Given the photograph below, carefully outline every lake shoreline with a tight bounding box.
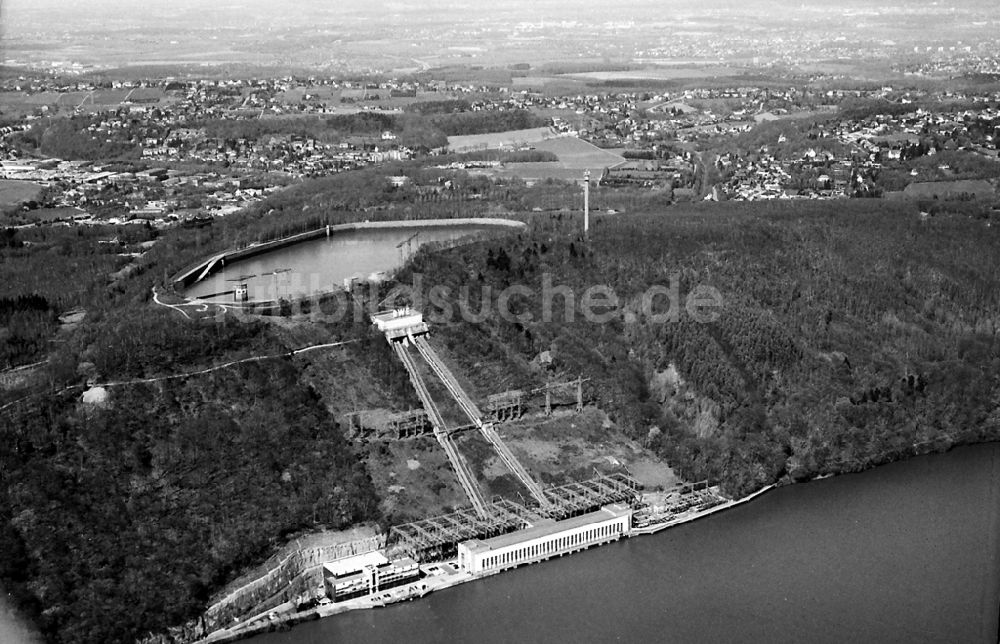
[194,439,1000,644]
[243,441,1000,644]
[194,482,776,644]
[3,440,998,643]
[171,217,526,288]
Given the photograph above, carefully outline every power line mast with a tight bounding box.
[260,267,291,300]
[396,231,420,262]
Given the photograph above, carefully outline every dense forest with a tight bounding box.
[400,201,1000,496]
[872,149,1000,192]
[0,294,58,369]
[188,107,546,153]
[0,211,402,644]
[7,103,548,163]
[0,167,470,643]
[14,115,147,161]
[0,307,383,643]
[2,154,999,643]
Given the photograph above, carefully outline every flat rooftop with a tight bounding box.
[466,504,631,552]
[323,551,388,578]
[371,307,422,324]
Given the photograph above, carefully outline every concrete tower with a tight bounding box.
[583,169,590,235]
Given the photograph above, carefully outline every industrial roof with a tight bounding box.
[466,504,631,552]
[322,550,388,577]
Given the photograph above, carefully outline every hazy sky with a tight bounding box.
[4,0,999,28]
[5,0,995,26]
[2,0,997,69]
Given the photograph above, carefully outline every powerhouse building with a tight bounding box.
[323,556,421,602]
[457,504,632,575]
[371,307,428,340]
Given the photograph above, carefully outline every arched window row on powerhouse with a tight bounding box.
[457,504,632,575]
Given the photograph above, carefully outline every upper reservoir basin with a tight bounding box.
[182,219,523,302]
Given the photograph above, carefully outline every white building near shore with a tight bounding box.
[372,307,428,340]
[457,504,632,575]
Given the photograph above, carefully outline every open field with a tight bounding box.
[0,179,43,208]
[277,86,342,103]
[902,179,996,199]
[0,87,173,114]
[510,76,590,96]
[494,162,586,183]
[487,136,625,183]
[499,408,679,490]
[565,66,747,81]
[531,136,625,170]
[447,126,556,152]
[2,206,87,224]
[455,407,679,499]
[365,437,470,524]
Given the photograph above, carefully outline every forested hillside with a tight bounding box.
[0,215,397,644]
[402,201,1000,496]
[3,164,999,643]
[0,310,384,644]
[11,106,548,161]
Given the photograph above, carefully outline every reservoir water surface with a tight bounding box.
[184,222,519,302]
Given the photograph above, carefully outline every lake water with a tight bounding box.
[1,446,996,642]
[251,443,1000,644]
[184,223,515,301]
[0,587,41,644]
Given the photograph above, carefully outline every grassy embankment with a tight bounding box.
[0,179,43,210]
